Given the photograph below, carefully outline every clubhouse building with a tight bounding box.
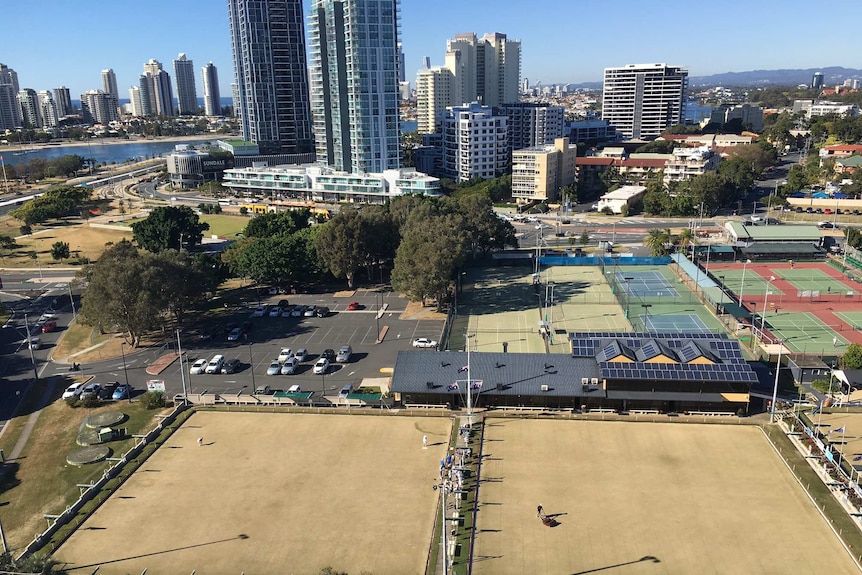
[391,332,755,414]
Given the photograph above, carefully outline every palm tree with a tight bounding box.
[644,228,670,256]
[676,228,696,258]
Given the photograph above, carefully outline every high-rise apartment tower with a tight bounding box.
[601,63,688,140]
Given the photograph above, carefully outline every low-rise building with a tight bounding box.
[596,185,647,214]
[511,138,577,204]
[166,147,234,189]
[820,144,862,159]
[222,164,441,204]
[663,146,721,183]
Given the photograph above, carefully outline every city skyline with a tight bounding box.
[2,0,862,100]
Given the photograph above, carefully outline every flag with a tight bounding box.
[458,365,469,373]
[831,426,846,434]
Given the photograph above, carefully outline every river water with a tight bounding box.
[1,138,219,167]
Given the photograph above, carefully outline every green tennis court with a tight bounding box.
[763,312,850,354]
[772,267,857,295]
[712,269,785,297]
[834,311,862,331]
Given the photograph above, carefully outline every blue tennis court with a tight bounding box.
[616,271,680,298]
[642,314,712,333]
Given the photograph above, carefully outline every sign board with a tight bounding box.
[146,379,166,392]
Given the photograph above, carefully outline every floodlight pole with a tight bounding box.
[769,341,783,423]
[738,259,752,307]
[176,329,188,403]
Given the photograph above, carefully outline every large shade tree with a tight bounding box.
[130,205,210,253]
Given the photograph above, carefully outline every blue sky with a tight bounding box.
[3,0,862,99]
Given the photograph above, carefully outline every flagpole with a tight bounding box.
[0,155,8,193]
[466,333,472,428]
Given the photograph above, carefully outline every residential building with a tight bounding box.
[201,62,221,117]
[128,86,144,117]
[38,90,58,128]
[414,133,443,177]
[101,68,119,110]
[141,59,174,116]
[820,144,862,159]
[566,119,617,146]
[80,90,119,125]
[792,99,859,118]
[663,146,721,183]
[602,63,688,140]
[834,155,862,175]
[511,137,577,204]
[230,0,314,154]
[440,102,508,183]
[222,164,440,203]
[173,53,198,115]
[500,102,565,151]
[709,103,764,132]
[416,67,453,134]
[0,64,19,93]
[398,42,405,83]
[445,32,520,108]
[0,84,21,130]
[17,89,42,128]
[309,0,401,173]
[53,86,72,117]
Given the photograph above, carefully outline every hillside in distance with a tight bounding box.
[689,66,862,87]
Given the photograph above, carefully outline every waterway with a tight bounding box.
[1,138,219,167]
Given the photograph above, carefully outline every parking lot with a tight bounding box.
[159,289,444,399]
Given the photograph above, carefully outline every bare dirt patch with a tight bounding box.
[400,300,447,321]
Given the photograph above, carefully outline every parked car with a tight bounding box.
[288,384,301,393]
[221,358,242,374]
[62,382,85,400]
[80,383,101,400]
[805,207,813,213]
[112,383,133,400]
[41,320,57,333]
[412,337,438,349]
[290,305,304,317]
[294,348,308,362]
[795,207,803,213]
[818,221,838,229]
[227,327,243,341]
[252,306,266,318]
[321,348,335,361]
[277,348,294,363]
[336,345,353,362]
[99,382,119,400]
[255,384,273,395]
[266,361,282,375]
[303,306,317,317]
[281,357,300,375]
[339,384,353,398]
[315,306,330,318]
[190,358,208,375]
[205,355,225,374]
[347,301,363,310]
[281,305,296,317]
[313,357,330,374]
[29,337,41,350]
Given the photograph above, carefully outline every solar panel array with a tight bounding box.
[599,361,758,383]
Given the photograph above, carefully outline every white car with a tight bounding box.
[313,357,330,375]
[266,360,282,375]
[268,306,282,317]
[190,358,208,375]
[294,348,308,362]
[277,348,294,363]
[62,382,85,400]
[205,355,225,374]
[303,306,316,317]
[291,306,304,317]
[281,357,299,375]
[412,337,438,349]
[252,306,266,317]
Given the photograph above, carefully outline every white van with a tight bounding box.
[205,354,225,374]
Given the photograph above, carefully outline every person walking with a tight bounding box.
[197,437,203,446]
[422,435,428,449]
[537,504,544,518]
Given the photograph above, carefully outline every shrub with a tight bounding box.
[79,395,100,408]
[143,391,165,410]
[65,396,80,408]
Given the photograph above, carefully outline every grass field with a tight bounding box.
[199,214,248,238]
[54,412,453,574]
[0,225,131,267]
[472,419,860,575]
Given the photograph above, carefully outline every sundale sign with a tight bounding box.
[202,157,232,172]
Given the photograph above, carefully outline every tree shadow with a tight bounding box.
[571,555,661,575]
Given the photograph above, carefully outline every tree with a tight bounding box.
[676,228,695,257]
[448,194,517,259]
[153,250,225,323]
[314,208,367,288]
[19,224,32,236]
[78,240,163,347]
[842,343,862,370]
[579,230,590,246]
[51,241,70,260]
[230,233,321,286]
[130,205,209,253]
[644,228,671,256]
[244,209,310,239]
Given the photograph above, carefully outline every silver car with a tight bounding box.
[266,361,281,375]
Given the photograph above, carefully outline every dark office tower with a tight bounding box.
[812,72,824,90]
[309,0,402,173]
[174,53,198,115]
[228,0,314,155]
[202,62,221,116]
[53,86,72,117]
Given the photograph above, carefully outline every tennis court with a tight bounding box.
[642,313,711,333]
[711,268,786,297]
[835,311,862,331]
[774,267,857,296]
[614,270,680,298]
[763,312,851,354]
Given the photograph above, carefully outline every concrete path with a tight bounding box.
[8,378,57,461]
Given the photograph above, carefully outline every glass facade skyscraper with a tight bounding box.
[228,0,314,155]
[308,0,401,174]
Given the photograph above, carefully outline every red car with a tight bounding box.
[41,320,57,333]
[347,301,363,310]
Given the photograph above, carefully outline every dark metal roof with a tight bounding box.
[741,243,824,255]
[391,351,599,397]
[605,391,736,403]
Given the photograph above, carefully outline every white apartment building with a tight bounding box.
[201,62,221,117]
[511,138,577,204]
[222,164,441,204]
[792,99,859,118]
[37,90,58,128]
[602,63,688,140]
[80,90,119,125]
[441,102,509,183]
[173,53,198,115]
[17,89,41,128]
[0,84,21,130]
[128,86,144,117]
[663,146,720,183]
[416,67,453,134]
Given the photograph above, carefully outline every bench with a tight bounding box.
[588,408,616,414]
[687,411,736,417]
[629,409,660,415]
